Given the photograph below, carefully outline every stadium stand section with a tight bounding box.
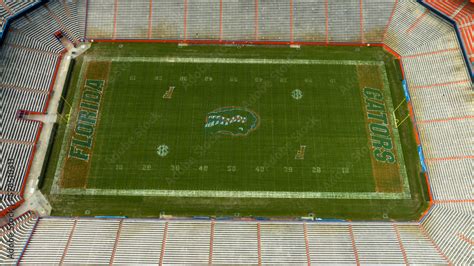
[7,218,449,264]
[0,0,45,41]
[0,0,472,264]
[0,0,71,217]
[425,0,473,60]
[0,211,37,261]
[421,0,474,76]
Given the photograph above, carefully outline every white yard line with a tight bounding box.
[59,187,410,200]
[87,56,383,66]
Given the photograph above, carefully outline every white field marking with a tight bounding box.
[379,63,410,195]
[65,57,409,199]
[292,89,303,100]
[59,188,410,200]
[156,144,169,157]
[86,56,383,66]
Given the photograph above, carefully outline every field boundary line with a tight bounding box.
[89,55,382,66]
[59,188,410,200]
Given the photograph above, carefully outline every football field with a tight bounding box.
[44,43,429,219]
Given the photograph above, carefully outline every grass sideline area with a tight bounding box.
[42,43,429,220]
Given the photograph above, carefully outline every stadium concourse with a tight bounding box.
[0,0,472,264]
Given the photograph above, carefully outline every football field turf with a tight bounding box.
[44,43,429,220]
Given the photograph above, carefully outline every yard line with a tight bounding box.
[59,187,410,200]
[90,56,382,66]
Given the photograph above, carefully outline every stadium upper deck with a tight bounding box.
[0,0,45,41]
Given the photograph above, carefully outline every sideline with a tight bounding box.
[58,188,410,200]
[88,56,383,66]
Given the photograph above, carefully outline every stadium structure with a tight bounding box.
[1,0,473,264]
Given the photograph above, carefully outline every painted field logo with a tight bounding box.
[363,87,396,164]
[204,107,260,136]
[292,89,303,100]
[156,144,169,157]
[68,79,105,161]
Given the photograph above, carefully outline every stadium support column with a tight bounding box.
[208,221,215,264]
[112,0,119,40]
[148,0,153,39]
[109,219,124,265]
[159,222,169,265]
[406,9,429,34]
[59,219,77,264]
[303,223,311,265]
[219,0,223,42]
[84,0,89,39]
[255,0,259,41]
[183,0,188,42]
[0,1,13,15]
[348,224,360,265]
[418,223,451,264]
[257,223,262,265]
[417,115,474,125]
[359,0,364,43]
[45,3,79,45]
[325,0,329,44]
[392,224,409,265]
[290,0,294,44]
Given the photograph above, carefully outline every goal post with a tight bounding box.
[392,98,409,128]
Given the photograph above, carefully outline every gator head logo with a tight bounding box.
[204,107,260,136]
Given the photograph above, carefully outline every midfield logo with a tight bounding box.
[292,89,303,100]
[156,144,169,157]
[204,107,260,137]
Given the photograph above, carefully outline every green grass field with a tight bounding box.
[43,43,429,220]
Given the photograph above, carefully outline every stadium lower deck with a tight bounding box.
[1,0,472,264]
